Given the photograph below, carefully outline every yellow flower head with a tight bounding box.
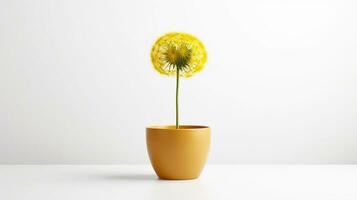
[151,32,207,77]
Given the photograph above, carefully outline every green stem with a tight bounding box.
[176,69,180,129]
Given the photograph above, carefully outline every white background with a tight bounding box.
[0,0,356,164]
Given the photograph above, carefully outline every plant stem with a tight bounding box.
[176,69,180,129]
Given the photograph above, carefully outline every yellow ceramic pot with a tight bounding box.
[146,125,210,180]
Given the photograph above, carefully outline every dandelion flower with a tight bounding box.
[151,32,207,77]
[150,32,207,129]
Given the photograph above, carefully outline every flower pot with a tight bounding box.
[146,125,210,180]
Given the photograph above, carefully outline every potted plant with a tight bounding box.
[146,32,210,180]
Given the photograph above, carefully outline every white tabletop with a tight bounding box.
[1,165,356,200]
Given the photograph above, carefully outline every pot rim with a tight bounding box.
[147,125,210,130]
